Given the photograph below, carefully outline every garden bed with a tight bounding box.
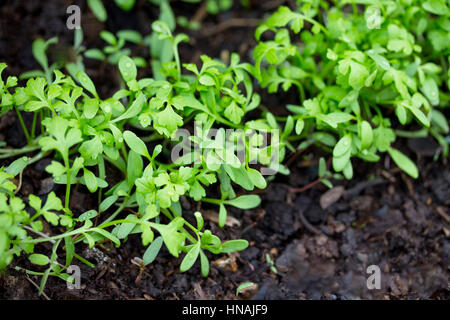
[0,0,449,300]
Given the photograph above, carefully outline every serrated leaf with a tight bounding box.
[224,101,244,124]
[153,218,185,257]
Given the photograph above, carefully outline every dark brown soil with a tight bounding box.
[0,0,449,300]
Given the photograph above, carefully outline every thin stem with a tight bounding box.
[15,107,31,144]
[31,112,38,139]
[97,157,105,209]
[40,110,44,135]
[299,14,329,36]
[161,208,198,244]
[121,144,128,162]
[201,197,222,205]
[20,226,89,244]
[0,143,41,154]
[0,147,41,160]
[28,151,50,165]
[160,207,174,220]
[351,1,358,15]
[103,155,126,173]
[288,178,321,193]
[63,156,71,210]
[395,128,428,138]
[173,42,181,81]
[23,225,55,243]
[98,198,129,226]
[294,80,306,103]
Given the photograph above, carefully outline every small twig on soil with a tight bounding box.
[25,275,51,300]
[131,257,151,284]
[436,207,450,224]
[400,173,415,197]
[241,221,257,235]
[200,18,261,38]
[343,178,385,199]
[262,0,289,10]
[285,147,308,167]
[95,267,108,282]
[298,210,325,236]
[288,157,332,192]
[192,1,208,23]
[193,282,208,300]
[288,178,321,193]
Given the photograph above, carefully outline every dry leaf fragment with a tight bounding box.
[320,186,345,209]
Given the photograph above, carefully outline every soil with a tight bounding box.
[0,0,449,300]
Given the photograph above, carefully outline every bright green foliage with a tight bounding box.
[253,1,449,178]
[84,29,146,67]
[87,0,107,22]
[0,63,18,112]
[205,0,233,14]
[0,0,448,293]
[0,18,269,283]
[0,193,32,269]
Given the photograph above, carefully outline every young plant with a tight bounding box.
[0,19,278,289]
[252,2,449,179]
[87,0,136,22]
[84,30,147,67]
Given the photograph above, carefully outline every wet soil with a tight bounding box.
[0,0,449,300]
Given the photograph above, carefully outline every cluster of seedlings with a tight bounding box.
[0,0,448,294]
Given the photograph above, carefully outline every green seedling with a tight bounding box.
[253,2,449,179]
[85,30,146,67]
[265,253,277,275]
[0,0,448,295]
[87,0,136,22]
[236,281,255,296]
[0,19,277,293]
